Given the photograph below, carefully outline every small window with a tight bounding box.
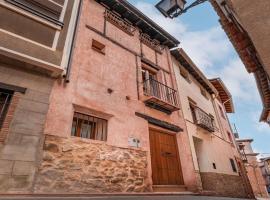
[213,163,217,169]
[200,88,209,100]
[92,39,105,54]
[179,66,191,83]
[219,105,226,119]
[227,131,233,143]
[209,114,215,129]
[71,112,107,141]
[230,158,237,172]
[189,103,197,123]
[0,89,13,129]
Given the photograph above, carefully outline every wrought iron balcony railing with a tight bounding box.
[143,78,179,113]
[194,107,215,132]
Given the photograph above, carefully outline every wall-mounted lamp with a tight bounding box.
[155,0,207,18]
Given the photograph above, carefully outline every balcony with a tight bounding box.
[143,79,180,114]
[194,107,215,132]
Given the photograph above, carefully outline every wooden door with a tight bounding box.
[149,129,184,185]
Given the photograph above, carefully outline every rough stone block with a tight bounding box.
[0,145,36,162]
[17,99,49,114]
[13,161,35,176]
[20,135,40,146]
[0,160,13,175]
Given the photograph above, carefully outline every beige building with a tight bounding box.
[171,48,253,198]
[211,0,270,125]
[236,138,269,198]
[0,0,81,193]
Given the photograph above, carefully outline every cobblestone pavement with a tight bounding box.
[0,195,252,200]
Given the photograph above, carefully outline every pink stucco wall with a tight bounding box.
[44,0,199,192]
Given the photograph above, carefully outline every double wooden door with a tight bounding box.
[149,129,184,185]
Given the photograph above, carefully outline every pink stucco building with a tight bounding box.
[0,0,255,198]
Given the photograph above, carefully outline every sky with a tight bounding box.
[129,0,270,158]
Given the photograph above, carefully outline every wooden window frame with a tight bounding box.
[200,87,209,100]
[179,66,191,83]
[219,105,226,119]
[71,112,108,141]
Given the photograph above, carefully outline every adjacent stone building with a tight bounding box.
[236,138,269,198]
[211,0,270,125]
[0,0,81,193]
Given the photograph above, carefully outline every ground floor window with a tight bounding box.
[0,89,13,129]
[71,112,107,141]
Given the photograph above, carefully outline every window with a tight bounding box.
[142,67,158,95]
[200,88,209,100]
[92,39,105,54]
[5,0,64,26]
[179,66,190,83]
[209,114,215,129]
[230,158,237,172]
[219,105,226,119]
[0,89,13,129]
[227,131,233,143]
[189,103,197,123]
[71,112,107,141]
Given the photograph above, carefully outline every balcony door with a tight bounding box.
[149,129,184,185]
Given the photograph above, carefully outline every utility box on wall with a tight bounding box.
[128,137,141,148]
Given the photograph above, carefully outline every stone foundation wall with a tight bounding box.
[200,172,248,198]
[34,135,150,193]
[0,64,54,193]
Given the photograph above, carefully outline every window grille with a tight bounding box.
[0,89,13,129]
[71,112,107,141]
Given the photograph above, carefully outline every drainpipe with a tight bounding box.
[64,0,83,82]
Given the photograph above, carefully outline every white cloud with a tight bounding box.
[251,111,270,133]
[209,58,260,101]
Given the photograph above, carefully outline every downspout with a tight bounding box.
[64,0,83,82]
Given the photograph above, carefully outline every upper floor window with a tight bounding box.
[200,88,209,100]
[219,105,226,119]
[5,0,64,26]
[0,89,13,129]
[71,112,107,141]
[227,131,233,143]
[230,158,237,173]
[179,66,191,83]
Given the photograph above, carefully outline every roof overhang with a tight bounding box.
[171,48,217,95]
[209,78,235,113]
[254,70,270,123]
[211,0,270,123]
[96,0,180,49]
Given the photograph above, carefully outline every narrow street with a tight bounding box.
[0,195,251,200]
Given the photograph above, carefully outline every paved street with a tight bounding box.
[0,195,252,200]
